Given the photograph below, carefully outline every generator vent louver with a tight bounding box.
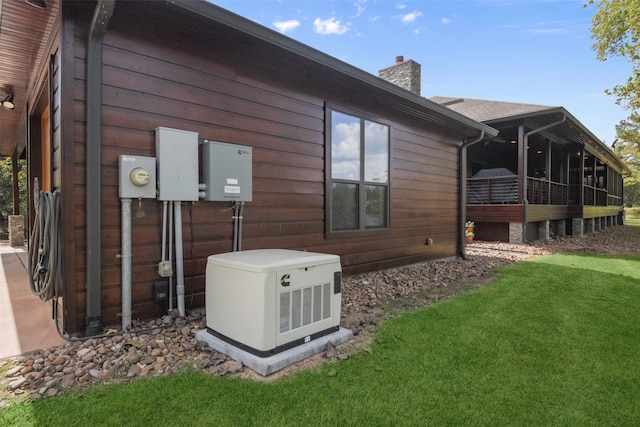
[280,282,331,333]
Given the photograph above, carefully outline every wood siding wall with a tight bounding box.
[63,4,466,331]
[467,205,524,223]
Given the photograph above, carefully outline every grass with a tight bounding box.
[3,253,640,426]
[625,207,640,219]
[626,218,640,227]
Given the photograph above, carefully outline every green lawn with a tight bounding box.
[627,218,640,227]
[3,253,640,426]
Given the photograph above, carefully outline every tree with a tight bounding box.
[0,157,27,230]
[615,113,640,206]
[613,133,640,206]
[616,112,640,145]
[591,0,640,197]
[590,0,640,112]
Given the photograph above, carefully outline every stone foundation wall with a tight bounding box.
[8,215,24,247]
[572,218,584,237]
[537,220,550,241]
[508,222,523,244]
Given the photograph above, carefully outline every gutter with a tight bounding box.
[459,131,485,260]
[521,114,567,243]
[85,0,115,336]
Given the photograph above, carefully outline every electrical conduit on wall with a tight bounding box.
[121,198,132,330]
[174,201,185,317]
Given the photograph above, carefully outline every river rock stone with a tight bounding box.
[0,226,636,402]
[9,377,26,390]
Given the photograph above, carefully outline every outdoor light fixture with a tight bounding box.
[2,95,15,111]
[26,0,46,8]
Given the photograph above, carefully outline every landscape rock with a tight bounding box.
[1,225,637,401]
[9,378,26,390]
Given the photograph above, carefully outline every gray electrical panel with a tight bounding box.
[118,155,156,199]
[155,127,199,201]
[202,140,252,202]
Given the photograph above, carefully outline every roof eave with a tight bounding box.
[486,106,629,174]
[482,106,564,125]
[168,0,497,139]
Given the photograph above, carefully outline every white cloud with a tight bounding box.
[332,121,361,180]
[400,11,422,24]
[273,19,300,34]
[353,0,366,18]
[526,27,569,35]
[364,122,389,183]
[313,17,349,35]
[441,17,451,25]
[396,2,407,10]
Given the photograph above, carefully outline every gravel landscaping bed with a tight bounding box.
[1,225,638,402]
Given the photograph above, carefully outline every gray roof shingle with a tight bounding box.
[430,96,556,122]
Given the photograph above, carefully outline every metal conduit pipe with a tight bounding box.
[161,201,168,264]
[169,201,174,312]
[232,202,239,251]
[238,202,244,251]
[121,198,132,330]
[174,201,186,317]
[522,114,567,243]
[458,131,485,260]
[85,0,115,336]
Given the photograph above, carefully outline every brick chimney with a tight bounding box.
[378,56,421,96]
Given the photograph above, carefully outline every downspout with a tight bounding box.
[85,0,115,336]
[522,114,566,243]
[459,131,485,260]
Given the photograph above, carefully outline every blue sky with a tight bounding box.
[212,0,632,145]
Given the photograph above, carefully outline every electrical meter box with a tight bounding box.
[205,249,342,357]
[118,155,156,199]
[202,140,252,202]
[155,127,199,201]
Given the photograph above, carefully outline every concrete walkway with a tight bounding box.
[0,242,64,359]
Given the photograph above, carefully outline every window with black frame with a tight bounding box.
[328,109,389,232]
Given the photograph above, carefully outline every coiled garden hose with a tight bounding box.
[28,179,62,301]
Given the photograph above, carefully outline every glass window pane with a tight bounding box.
[365,185,387,228]
[331,111,360,180]
[364,120,389,183]
[332,183,358,230]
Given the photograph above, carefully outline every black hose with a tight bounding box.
[28,182,62,302]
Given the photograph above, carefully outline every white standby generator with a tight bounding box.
[205,249,342,357]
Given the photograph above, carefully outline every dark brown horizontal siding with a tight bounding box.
[63,2,470,331]
[467,205,524,223]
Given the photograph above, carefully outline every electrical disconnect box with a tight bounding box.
[155,127,199,201]
[118,155,156,199]
[202,140,252,202]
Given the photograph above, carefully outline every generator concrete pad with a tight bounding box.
[195,327,353,376]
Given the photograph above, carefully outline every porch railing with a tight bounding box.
[583,185,608,206]
[527,177,568,205]
[467,175,518,204]
[468,176,618,207]
[607,194,623,206]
